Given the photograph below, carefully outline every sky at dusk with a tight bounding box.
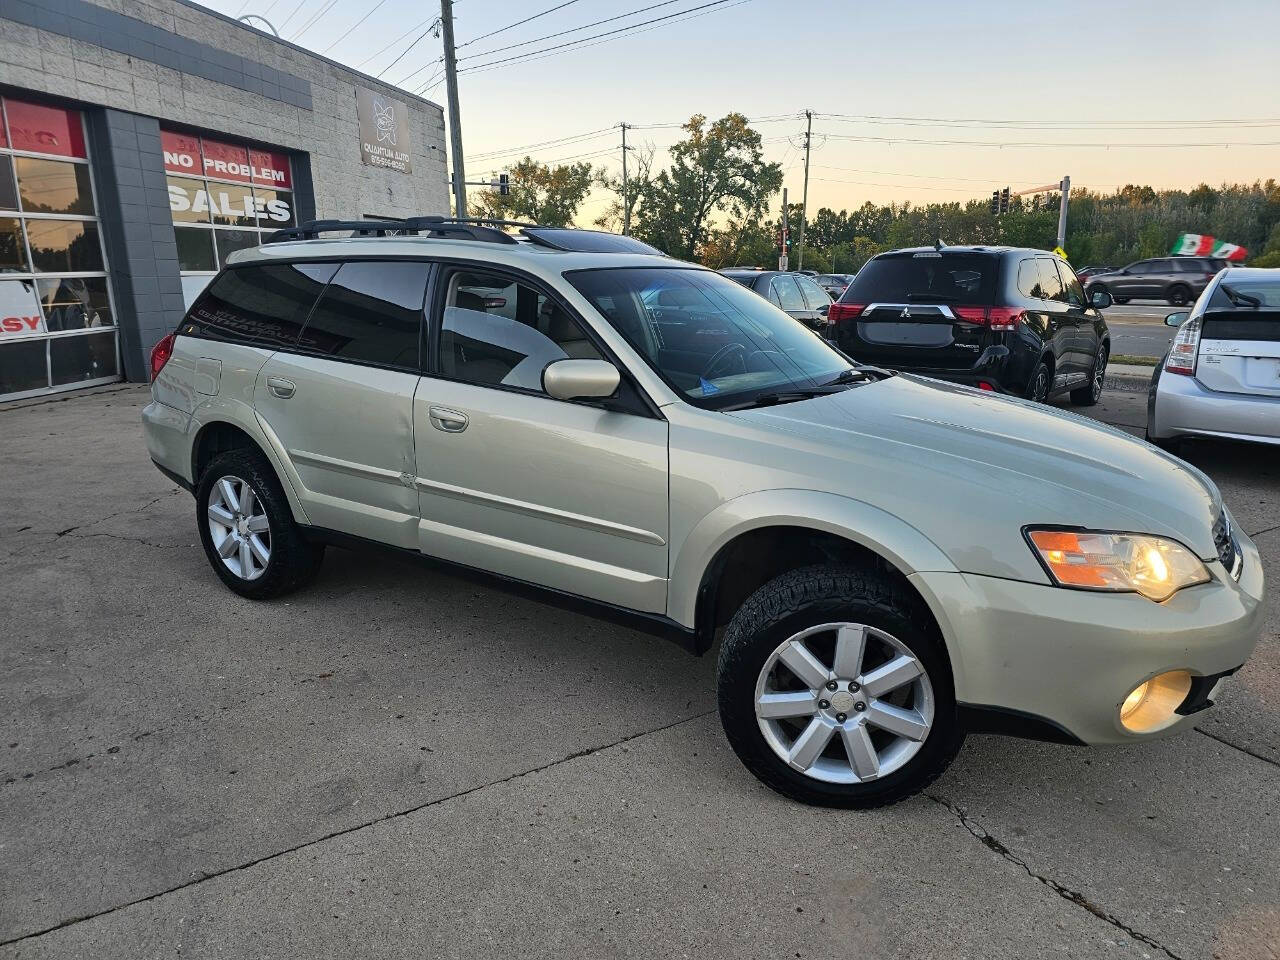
[195,0,1280,220]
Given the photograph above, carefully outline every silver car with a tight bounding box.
[1147,267,1280,451]
[142,217,1264,808]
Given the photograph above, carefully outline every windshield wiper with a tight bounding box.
[722,387,842,411]
[1220,284,1261,308]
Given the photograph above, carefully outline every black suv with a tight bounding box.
[1084,257,1226,306]
[828,246,1112,404]
[720,269,832,331]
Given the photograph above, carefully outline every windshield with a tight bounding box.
[566,267,854,408]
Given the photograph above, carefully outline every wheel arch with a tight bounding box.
[190,411,310,524]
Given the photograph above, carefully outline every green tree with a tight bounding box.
[632,113,783,260]
[470,156,594,227]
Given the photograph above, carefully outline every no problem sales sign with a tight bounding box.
[160,130,292,188]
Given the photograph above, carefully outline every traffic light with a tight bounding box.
[498,172,510,196]
[1000,187,1010,215]
[990,190,1000,216]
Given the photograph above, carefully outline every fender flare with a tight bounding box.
[668,488,958,631]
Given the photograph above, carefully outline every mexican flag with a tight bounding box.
[1170,233,1248,261]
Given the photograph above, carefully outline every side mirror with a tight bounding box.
[1090,290,1113,309]
[543,358,621,401]
[1165,311,1190,327]
[819,303,830,317]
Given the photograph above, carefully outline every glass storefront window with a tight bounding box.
[0,96,117,400]
[167,176,213,224]
[181,274,215,308]
[15,158,95,215]
[215,228,261,262]
[26,219,104,273]
[250,186,296,228]
[175,226,216,271]
[1,217,27,272]
[207,182,256,228]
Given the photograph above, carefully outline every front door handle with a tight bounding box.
[429,405,469,433]
[266,376,295,399]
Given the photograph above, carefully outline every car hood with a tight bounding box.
[728,374,1222,578]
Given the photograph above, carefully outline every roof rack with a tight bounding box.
[265,215,524,245]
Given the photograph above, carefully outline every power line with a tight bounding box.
[457,0,583,50]
[275,0,310,32]
[458,0,744,74]
[355,16,437,69]
[470,126,618,162]
[320,0,392,54]
[459,0,687,61]
[814,111,1280,129]
[290,0,341,41]
[378,20,441,79]
[822,133,1280,148]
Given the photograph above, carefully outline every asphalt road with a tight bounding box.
[2,383,1277,959]
[1099,304,1177,358]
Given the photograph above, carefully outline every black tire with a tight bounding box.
[1167,284,1191,307]
[1025,360,1051,403]
[1144,429,1183,456]
[717,564,963,808]
[195,448,324,599]
[1071,343,1108,406]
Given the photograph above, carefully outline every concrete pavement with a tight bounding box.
[2,384,1277,959]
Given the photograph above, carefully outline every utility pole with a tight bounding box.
[620,122,631,235]
[1056,175,1071,251]
[797,109,812,271]
[779,186,788,271]
[440,0,466,218]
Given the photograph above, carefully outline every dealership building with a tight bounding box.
[0,0,448,401]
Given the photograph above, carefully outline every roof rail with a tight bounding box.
[265,215,523,245]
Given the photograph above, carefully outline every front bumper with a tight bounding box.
[1150,370,1280,445]
[910,528,1264,745]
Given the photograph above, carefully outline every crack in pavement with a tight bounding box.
[0,709,716,948]
[1195,726,1280,769]
[927,794,1186,960]
[1248,523,1280,539]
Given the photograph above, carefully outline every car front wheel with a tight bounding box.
[717,565,962,808]
[196,448,324,599]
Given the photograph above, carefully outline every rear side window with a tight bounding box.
[796,275,831,309]
[297,261,428,370]
[1036,259,1065,303]
[841,253,996,305]
[184,262,336,347]
[1017,259,1043,298]
[771,275,805,312]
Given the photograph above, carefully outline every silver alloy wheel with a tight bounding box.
[1030,367,1049,402]
[754,622,934,784]
[1092,346,1107,399]
[206,475,271,581]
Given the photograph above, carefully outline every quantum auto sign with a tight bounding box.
[356,87,412,174]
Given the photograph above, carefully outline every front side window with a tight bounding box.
[298,261,427,369]
[567,267,853,408]
[439,269,603,392]
[184,262,336,347]
[1055,261,1086,306]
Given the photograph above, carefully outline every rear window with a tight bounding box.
[1208,280,1280,310]
[183,262,336,347]
[1201,311,1280,342]
[840,253,996,305]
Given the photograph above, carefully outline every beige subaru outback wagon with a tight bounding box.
[143,218,1264,807]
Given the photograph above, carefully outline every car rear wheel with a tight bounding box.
[1168,284,1191,307]
[1071,344,1108,406]
[717,564,962,808]
[1025,361,1051,403]
[196,448,325,599]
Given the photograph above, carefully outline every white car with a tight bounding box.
[1148,267,1280,451]
[143,217,1264,807]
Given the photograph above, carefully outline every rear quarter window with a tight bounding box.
[182,262,337,347]
[840,253,996,305]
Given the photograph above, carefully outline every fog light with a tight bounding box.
[1119,670,1193,734]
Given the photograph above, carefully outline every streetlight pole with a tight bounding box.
[440,0,466,217]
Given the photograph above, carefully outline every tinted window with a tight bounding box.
[1055,260,1086,306]
[0,156,17,212]
[439,269,602,392]
[1036,259,1065,303]
[298,261,428,369]
[797,275,831,310]
[771,275,805,312]
[26,219,103,272]
[567,267,852,409]
[15,158,94,215]
[184,262,336,346]
[842,253,996,305]
[1127,261,1153,274]
[1017,259,1043,298]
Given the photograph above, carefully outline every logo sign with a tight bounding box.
[0,279,46,337]
[356,87,412,174]
[161,130,292,188]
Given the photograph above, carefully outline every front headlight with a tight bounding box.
[1026,529,1210,602]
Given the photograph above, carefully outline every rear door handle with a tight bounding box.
[429,405,468,433]
[266,376,295,399]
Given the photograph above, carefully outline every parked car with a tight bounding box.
[828,245,1112,404]
[144,217,1262,808]
[815,273,856,299]
[1147,266,1280,452]
[1085,257,1226,306]
[720,268,832,331]
[1074,265,1115,285]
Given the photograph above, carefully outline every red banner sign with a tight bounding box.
[2,99,87,158]
[161,129,291,188]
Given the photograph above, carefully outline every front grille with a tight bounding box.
[1212,509,1241,580]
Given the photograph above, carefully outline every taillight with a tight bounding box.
[953,306,1023,332]
[828,302,866,325]
[1165,316,1202,376]
[150,332,176,381]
